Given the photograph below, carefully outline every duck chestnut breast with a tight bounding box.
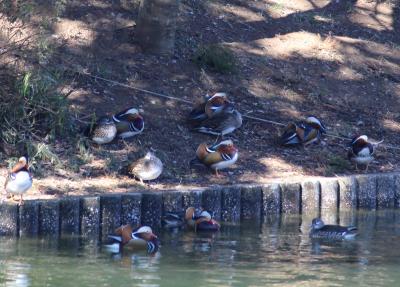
[310,218,358,240]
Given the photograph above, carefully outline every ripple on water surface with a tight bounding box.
[0,210,400,287]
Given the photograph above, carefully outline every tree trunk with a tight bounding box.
[135,0,179,55]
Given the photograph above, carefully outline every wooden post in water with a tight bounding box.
[135,0,179,55]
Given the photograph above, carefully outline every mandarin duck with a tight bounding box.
[104,224,159,254]
[127,152,163,183]
[280,116,326,146]
[191,103,242,137]
[90,116,117,144]
[190,139,238,176]
[310,218,358,240]
[162,212,185,229]
[185,207,220,232]
[188,93,230,125]
[347,135,374,171]
[4,156,32,205]
[112,107,144,139]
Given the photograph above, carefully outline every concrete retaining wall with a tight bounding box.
[0,172,399,237]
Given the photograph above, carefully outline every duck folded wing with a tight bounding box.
[303,126,319,144]
[280,123,303,145]
[202,152,224,167]
[114,224,134,244]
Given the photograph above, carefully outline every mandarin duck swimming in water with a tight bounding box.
[279,116,326,146]
[162,212,185,229]
[191,103,242,137]
[188,93,230,125]
[104,224,159,254]
[190,139,238,176]
[4,156,32,206]
[347,135,374,171]
[112,107,144,139]
[185,207,220,232]
[90,116,117,144]
[310,218,358,240]
[127,152,163,183]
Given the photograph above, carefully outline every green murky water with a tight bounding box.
[1,210,400,287]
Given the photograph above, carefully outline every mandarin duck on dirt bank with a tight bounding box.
[280,116,327,146]
[190,139,238,176]
[127,152,163,183]
[347,135,374,171]
[188,93,231,125]
[104,225,159,254]
[4,156,32,205]
[310,218,358,240]
[191,103,242,137]
[185,207,220,232]
[90,116,117,144]
[112,107,144,139]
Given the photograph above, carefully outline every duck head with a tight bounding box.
[350,135,368,146]
[98,116,115,126]
[11,155,29,173]
[133,226,158,241]
[311,218,325,230]
[217,140,238,155]
[305,116,327,133]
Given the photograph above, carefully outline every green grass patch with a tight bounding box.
[193,44,236,73]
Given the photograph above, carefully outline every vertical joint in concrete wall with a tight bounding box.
[201,187,222,220]
[301,180,321,218]
[376,174,396,209]
[338,176,358,211]
[221,186,241,223]
[121,194,142,227]
[100,196,122,240]
[241,185,262,221]
[395,175,400,208]
[80,197,100,238]
[141,192,162,230]
[60,197,80,235]
[262,183,281,219]
[19,200,39,237]
[356,175,377,210]
[182,189,203,212]
[320,179,339,224]
[39,200,60,236]
[280,183,301,214]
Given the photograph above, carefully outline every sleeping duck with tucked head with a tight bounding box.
[4,155,32,205]
[310,218,358,240]
[104,224,159,254]
[185,207,220,232]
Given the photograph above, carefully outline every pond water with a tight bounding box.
[1,210,400,287]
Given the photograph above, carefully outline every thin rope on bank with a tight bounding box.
[75,70,400,150]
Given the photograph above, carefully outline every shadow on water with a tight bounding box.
[1,209,400,286]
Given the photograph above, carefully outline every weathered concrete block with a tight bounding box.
[262,184,281,217]
[221,186,241,223]
[100,196,121,240]
[201,188,222,220]
[80,197,100,237]
[301,180,320,217]
[0,203,19,236]
[338,176,357,210]
[121,193,141,227]
[320,179,339,211]
[60,197,80,235]
[141,193,162,229]
[162,191,183,214]
[356,175,377,209]
[19,200,39,236]
[241,185,262,221]
[39,200,60,236]
[280,183,301,214]
[182,189,203,212]
[376,174,395,208]
[396,175,400,208]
